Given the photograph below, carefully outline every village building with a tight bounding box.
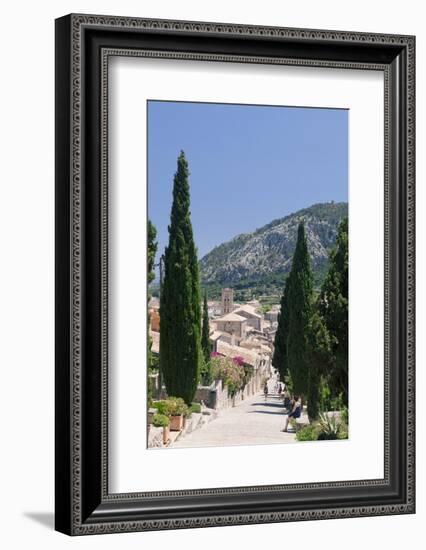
[264,305,280,324]
[211,312,247,344]
[149,309,160,332]
[246,298,261,309]
[233,304,263,331]
[207,300,222,317]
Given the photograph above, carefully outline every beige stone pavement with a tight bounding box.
[170,391,297,449]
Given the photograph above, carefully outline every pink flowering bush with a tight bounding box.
[211,355,245,397]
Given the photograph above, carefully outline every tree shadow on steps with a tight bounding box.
[251,402,285,408]
[247,409,286,415]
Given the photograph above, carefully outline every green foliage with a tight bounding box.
[317,412,342,440]
[242,364,254,388]
[295,414,348,442]
[166,396,189,416]
[150,283,160,298]
[160,152,202,405]
[319,217,349,405]
[148,220,158,285]
[341,405,349,426]
[306,311,333,420]
[330,393,345,411]
[147,376,155,403]
[189,402,202,414]
[272,274,291,382]
[287,222,314,397]
[153,397,188,417]
[317,432,338,440]
[152,413,169,428]
[152,400,172,416]
[284,372,294,395]
[337,427,349,440]
[307,369,320,421]
[318,376,332,412]
[211,355,245,397]
[201,291,212,365]
[149,354,159,372]
[200,359,214,386]
[296,423,320,441]
[271,218,348,422]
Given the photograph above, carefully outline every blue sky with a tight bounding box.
[148,100,348,261]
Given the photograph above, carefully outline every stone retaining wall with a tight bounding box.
[194,361,269,411]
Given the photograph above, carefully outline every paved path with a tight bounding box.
[171,390,297,449]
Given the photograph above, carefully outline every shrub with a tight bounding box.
[166,396,189,416]
[149,354,159,372]
[330,392,345,411]
[153,397,188,417]
[296,423,319,441]
[152,400,172,416]
[200,360,213,386]
[317,431,338,440]
[189,403,202,414]
[242,364,254,388]
[211,356,245,397]
[147,376,155,403]
[152,413,169,428]
[337,428,349,440]
[341,405,349,426]
[317,412,341,440]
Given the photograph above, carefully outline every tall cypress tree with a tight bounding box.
[306,311,333,420]
[147,220,158,286]
[201,291,211,365]
[160,151,202,405]
[272,274,291,382]
[287,222,313,398]
[319,217,349,404]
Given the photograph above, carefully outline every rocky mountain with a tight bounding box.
[200,202,348,290]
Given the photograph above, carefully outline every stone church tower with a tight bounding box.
[221,288,234,315]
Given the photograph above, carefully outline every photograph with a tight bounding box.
[147,100,349,449]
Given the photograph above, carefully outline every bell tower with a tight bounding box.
[221,288,234,315]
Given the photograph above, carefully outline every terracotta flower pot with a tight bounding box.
[170,414,184,431]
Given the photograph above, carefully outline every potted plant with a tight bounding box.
[152,413,170,445]
[167,397,188,431]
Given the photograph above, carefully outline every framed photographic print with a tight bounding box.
[55,14,415,535]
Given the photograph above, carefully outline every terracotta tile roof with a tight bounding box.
[214,312,247,322]
[216,340,261,367]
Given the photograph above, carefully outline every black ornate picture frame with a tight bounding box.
[55,14,415,535]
